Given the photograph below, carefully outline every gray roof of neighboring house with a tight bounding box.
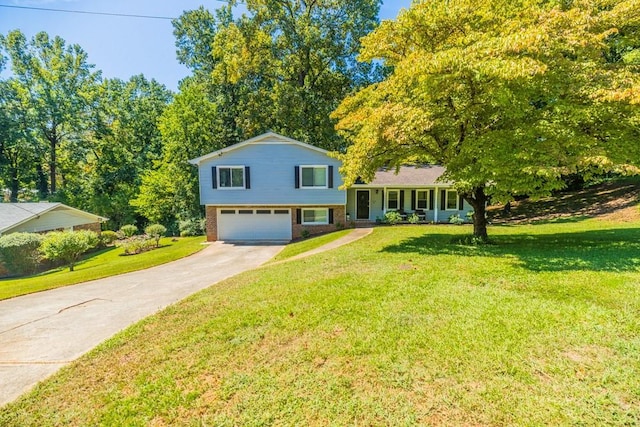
[0,203,106,234]
[0,203,60,233]
[361,165,451,187]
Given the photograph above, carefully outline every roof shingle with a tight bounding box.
[364,165,450,186]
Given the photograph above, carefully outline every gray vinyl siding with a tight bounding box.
[198,143,345,206]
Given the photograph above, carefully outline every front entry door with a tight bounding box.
[356,190,370,220]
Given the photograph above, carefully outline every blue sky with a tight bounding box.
[0,0,413,91]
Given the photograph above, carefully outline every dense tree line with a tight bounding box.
[0,1,382,230]
[2,0,637,240]
[0,30,173,230]
[134,1,382,224]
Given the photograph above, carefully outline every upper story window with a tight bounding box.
[217,166,246,189]
[300,166,328,188]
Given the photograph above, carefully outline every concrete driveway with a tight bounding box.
[0,242,283,407]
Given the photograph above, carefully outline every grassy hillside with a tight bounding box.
[489,177,640,224]
[2,217,639,425]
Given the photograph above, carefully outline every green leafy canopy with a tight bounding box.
[333,0,640,239]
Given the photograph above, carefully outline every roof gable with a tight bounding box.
[0,203,106,234]
[188,132,330,166]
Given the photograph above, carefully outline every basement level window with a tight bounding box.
[302,208,328,225]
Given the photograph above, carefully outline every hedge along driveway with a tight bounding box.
[0,241,284,407]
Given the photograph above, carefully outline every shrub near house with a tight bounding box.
[0,233,44,276]
[117,224,168,255]
[40,231,99,272]
[145,224,167,248]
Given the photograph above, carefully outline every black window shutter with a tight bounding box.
[329,208,334,224]
[458,194,464,210]
[411,190,416,211]
[296,209,302,224]
[429,190,435,210]
[328,166,334,188]
[295,166,300,189]
[440,190,446,210]
[400,190,405,211]
[382,191,385,209]
[245,166,251,189]
[211,166,217,189]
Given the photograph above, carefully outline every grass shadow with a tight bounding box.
[380,227,640,273]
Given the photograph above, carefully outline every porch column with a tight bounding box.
[434,187,439,223]
[383,187,387,214]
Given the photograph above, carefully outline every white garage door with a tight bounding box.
[217,208,292,241]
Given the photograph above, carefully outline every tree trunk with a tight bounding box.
[463,186,489,242]
[49,138,57,194]
[10,167,19,202]
[35,162,48,198]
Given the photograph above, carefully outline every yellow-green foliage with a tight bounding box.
[119,224,138,238]
[40,231,98,272]
[333,0,640,239]
[144,224,167,247]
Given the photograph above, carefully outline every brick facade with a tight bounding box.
[204,205,348,242]
[73,222,102,233]
[291,205,347,240]
[205,205,218,242]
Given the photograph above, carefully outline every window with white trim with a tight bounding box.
[219,166,245,189]
[445,189,459,210]
[416,190,428,210]
[300,166,327,188]
[302,208,328,225]
[387,190,399,210]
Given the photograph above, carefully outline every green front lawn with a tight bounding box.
[2,220,639,425]
[0,236,206,301]
[270,229,353,262]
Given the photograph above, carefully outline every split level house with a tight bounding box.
[189,132,473,242]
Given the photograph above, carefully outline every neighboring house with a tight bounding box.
[190,132,473,242]
[0,203,106,236]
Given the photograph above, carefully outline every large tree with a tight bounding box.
[67,75,172,229]
[132,78,221,226]
[0,78,39,201]
[173,1,382,149]
[134,1,383,226]
[333,0,640,241]
[1,30,101,196]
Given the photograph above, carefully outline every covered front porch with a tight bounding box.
[346,187,473,224]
